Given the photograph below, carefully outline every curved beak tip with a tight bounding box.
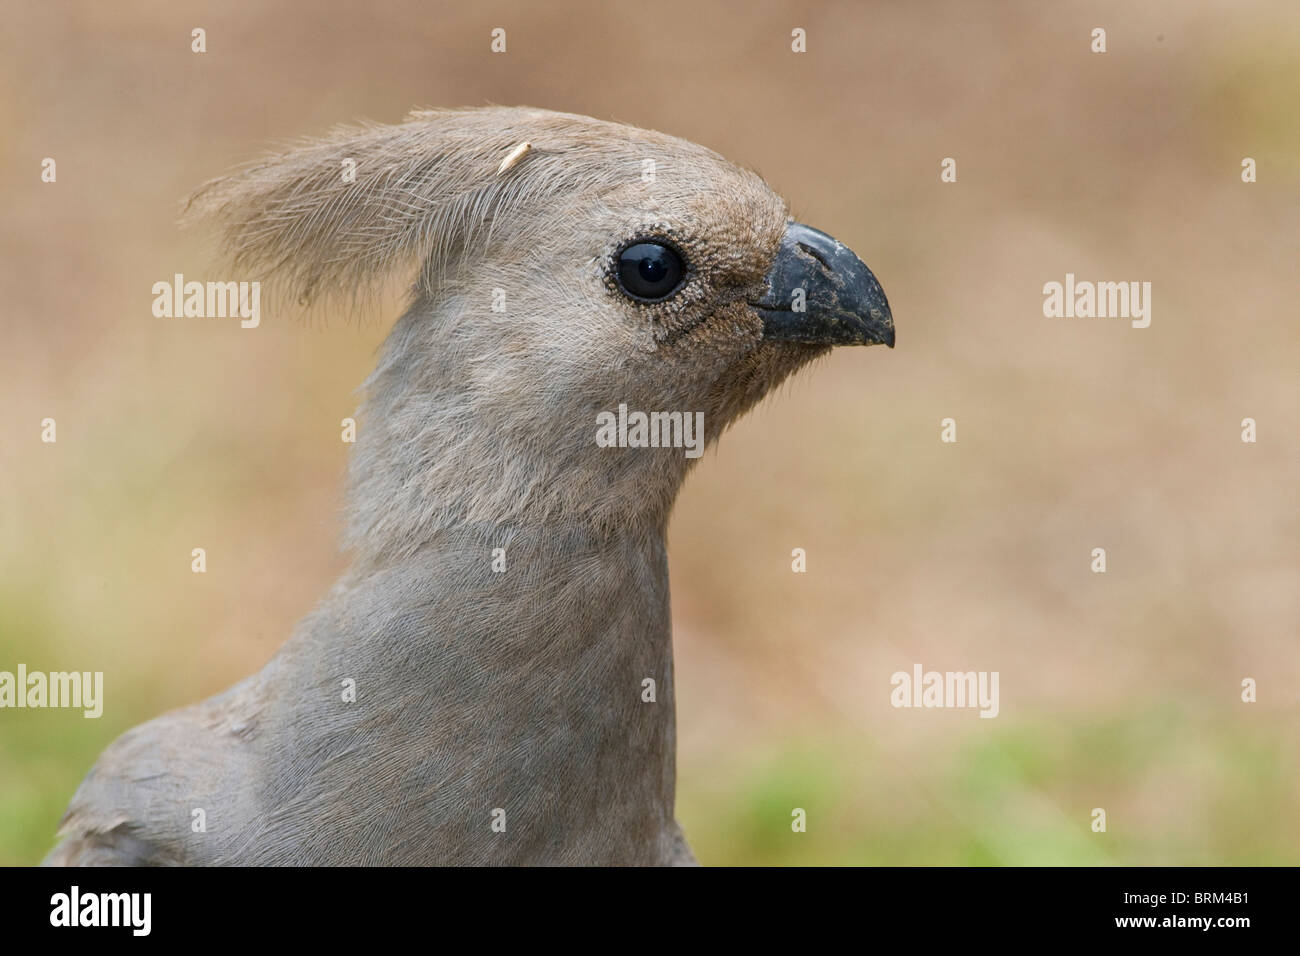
[753,221,895,350]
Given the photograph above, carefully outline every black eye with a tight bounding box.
[617,242,685,301]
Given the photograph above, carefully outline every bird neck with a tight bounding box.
[342,309,700,569]
[329,517,680,861]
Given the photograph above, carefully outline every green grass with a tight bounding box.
[678,706,1297,866]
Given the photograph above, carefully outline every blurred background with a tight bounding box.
[2,0,1297,865]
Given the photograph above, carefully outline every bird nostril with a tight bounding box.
[796,241,833,275]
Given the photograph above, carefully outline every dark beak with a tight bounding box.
[750,221,894,348]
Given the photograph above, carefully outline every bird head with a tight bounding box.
[188,107,893,561]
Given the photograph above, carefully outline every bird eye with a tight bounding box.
[616,242,685,301]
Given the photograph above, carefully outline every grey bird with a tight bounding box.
[44,107,893,866]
